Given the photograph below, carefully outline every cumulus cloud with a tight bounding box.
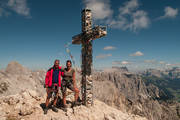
[121,61,131,65]
[0,0,30,17]
[129,10,150,31]
[130,51,144,56]
[103,46,116,50]
[119,0,139,15]
[83,0,150,32]
[7,0,30,16]
[112,60,131,65]
[109,0,150,31]
[83,0,113,20]
[96,54,112,59]
[164,6,178,18]
[157,6,178,20]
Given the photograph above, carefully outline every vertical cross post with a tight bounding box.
[72,9,107,106]
[81,9,93,106]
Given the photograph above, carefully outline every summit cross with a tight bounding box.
[72,9,107,106]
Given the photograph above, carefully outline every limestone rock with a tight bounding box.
[0,90,147,120]
[93,71,180,120]
[0,61,46,97]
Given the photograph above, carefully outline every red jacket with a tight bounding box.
[45,66,64,87]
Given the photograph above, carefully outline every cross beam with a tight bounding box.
[72,9,107,106]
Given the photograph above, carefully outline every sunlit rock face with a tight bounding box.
[93,69,180,120]
[0,61,46,97]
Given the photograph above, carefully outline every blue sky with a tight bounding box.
[0,0,180,70]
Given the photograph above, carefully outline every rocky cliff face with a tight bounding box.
[141,67,180,102]
[93,70,180,120]
[0,61,46,97]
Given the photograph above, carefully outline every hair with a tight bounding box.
[66,60,72,66]
[54,59,60,63]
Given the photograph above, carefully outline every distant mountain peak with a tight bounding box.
[5,61,30,75]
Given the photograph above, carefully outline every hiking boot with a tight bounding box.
[61,105,67,112]
[52,106,58,112]
[44,107,48,115]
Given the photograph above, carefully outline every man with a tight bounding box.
[44,59,64,114]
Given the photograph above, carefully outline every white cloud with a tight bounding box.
[0,0,30,17]
[96,54,112,59]
[83,0,150,32]
[119,0,139,15]
[130,10,150,31]
[103,46,116,50]
[130,51,144,56]
[121,61,130,65]
[83,0,113,20]
[157,6,178,20]
[7,0,30,17]
[164,6,178,18]
[109,0,150,32]
[112,61,131,65]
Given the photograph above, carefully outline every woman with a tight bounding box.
[61,60,80,111]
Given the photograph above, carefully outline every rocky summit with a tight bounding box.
[0,89,147,120]
[0,61,180,120]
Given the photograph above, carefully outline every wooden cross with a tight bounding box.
[72,9,107,106]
